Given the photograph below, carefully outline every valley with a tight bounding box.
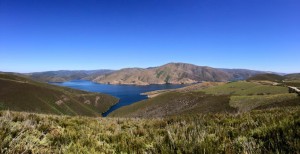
[0,66,299,153]
[50,80,185,116]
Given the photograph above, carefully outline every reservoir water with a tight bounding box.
[51,80,185,116]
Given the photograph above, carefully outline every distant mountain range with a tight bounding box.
[23,62,292,85]
[26,69,114,82]
[92,63,269,85]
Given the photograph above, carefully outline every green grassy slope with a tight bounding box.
[110,81,298,117]
[201,81,298,112]
[201,81,287,95]
[110,91,236,117]
[230,93,298,112]
[0,73,118,116]
[1,107,299,153]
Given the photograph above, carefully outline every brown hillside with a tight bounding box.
[93,63,261,85]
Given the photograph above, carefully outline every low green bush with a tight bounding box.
[0,107,299,153]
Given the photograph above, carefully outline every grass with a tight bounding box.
[0,73,118,117]
[0,107,299,153]
[109,91,236,118]
[201,81,287,96]
[198,81,297,113]
[111,81,297,118]
[230,93,298,112]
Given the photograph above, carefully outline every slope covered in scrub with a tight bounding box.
[0,107,299,153]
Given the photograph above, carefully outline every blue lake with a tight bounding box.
[51,80,185,116]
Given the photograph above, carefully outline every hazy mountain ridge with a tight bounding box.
[247,73,287,82]
[220,68,267,80]
[285,73,300,81]
[27,69,115,82]
[247,73,300,85]
[93,63,268,85]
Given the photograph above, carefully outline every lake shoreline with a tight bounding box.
[50,80,186,117]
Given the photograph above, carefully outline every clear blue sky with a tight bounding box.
[0,0,299,73]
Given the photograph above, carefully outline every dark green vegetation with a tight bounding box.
[27,70,114,82]
[0,73,118,116]
[0,107,299,153]
[111,81,299,117]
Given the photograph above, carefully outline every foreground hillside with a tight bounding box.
[0,107,299,153]
[0,73,118,116]
[93,63,264,85]
[110,81,299,117]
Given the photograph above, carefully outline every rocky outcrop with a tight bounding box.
[288,86,300,96]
